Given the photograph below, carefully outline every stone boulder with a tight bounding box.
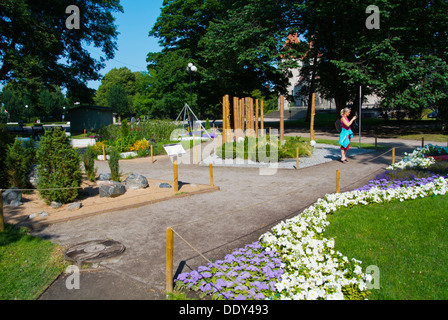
[2,188,22,205]
[27,164,39,189]
[123,173,149,190]
[99,181,126,198]
[98,172,111,181]
[159,183,172,189]
[67,202,82,211]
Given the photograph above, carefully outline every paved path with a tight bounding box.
[36,132,443,300]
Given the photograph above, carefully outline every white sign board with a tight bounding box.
[163,143,186,157]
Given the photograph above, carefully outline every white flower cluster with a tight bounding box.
[260,173,448,300]
[387,146,435,170]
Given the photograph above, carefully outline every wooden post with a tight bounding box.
[192,135,195,164]
[392,148,396,165]
[195,146,199,165]
[0,189,4,232]
[336,170,341,194]
[249,98,254,135]
[261,100,265,136]
[222,96,227,145]
[239,98,244,136]
[255,99,259,137]
[102,145,106,161]
[173,158,179,193]
[280,96,285,142]
[296,148,299,170]
[151,145,154,164]
[375,136,378,151]
[234,97,239,141]
[223,95,231,143]
[166,228,174,294]
[209,164,214,187]
[422,137,425,148]
[310,93,316,141]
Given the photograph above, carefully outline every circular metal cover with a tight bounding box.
[65,240,126,263]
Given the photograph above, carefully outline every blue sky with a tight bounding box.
[87,0,164,90]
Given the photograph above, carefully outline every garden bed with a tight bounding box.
[3,177,219,230]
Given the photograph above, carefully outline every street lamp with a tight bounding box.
[186,63,197,108]
[25,105,29,124]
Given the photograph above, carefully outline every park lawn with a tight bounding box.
[397,133,448,143]
[323,194,448,300]
[0,224,68,300]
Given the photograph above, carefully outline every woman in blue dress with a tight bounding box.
[339,108,357,163]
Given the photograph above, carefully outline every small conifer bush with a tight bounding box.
[37,128,82,204]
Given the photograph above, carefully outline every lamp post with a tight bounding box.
[25,105,29,124]
[186,63,197,108]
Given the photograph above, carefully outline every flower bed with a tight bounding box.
[388,144,448,171]
[174,145,448,300]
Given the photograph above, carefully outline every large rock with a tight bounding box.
[27,164,39,189]
[123,173,149,190]
[2,188,22,205]
[99,181,126,198]
[67,202,82,211]
[98,172,111,181]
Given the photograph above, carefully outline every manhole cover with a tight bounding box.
[65,240,126,263]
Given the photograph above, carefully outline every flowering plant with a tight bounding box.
[174,242,284,300]
[174,145,448,300]
[130,139,149,152]
[388,144,448,171]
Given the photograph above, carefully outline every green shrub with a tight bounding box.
[216,136,313,161]
[5,138,36,191]
[205,118,211,130]
[0,125,13,189]
[36,128,82,204]
[108,147,121,182]
[121,119,129,138]
[83,146,97,182]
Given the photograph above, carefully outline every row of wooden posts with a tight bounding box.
[222,94,317,144]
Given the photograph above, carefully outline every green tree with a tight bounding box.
[132,71,156,118]
[94,67,138,107]
[39,87,66,122]
[107,84,131,118]
[0,0,123,102]
[294,0,448,118]
[148,0,295,119]
[36,127,82,204]
[0,87,25,121]
[0,125,13,188]
[5,138,35,190]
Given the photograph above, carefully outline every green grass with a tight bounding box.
[216,136,313,161]
[0,224,68,300]
[323,195,448,300]
[302,137,388,150]
[397,134,448,143]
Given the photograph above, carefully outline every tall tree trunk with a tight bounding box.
[306,42,319,122]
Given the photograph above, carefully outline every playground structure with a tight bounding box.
[175,103,213,140]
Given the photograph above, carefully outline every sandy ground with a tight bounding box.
[3,168,219,229]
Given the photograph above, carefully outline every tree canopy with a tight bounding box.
[0,0,123,103]
[148,0,448,121]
